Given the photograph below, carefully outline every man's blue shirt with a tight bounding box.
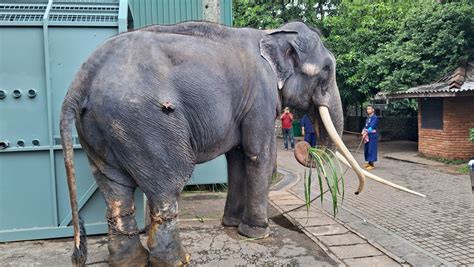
[300,115,315,134]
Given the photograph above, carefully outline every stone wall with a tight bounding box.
[344,116,418,141]
[418,96,474,160]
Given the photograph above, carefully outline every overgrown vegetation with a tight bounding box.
[419,154,467,165]
[383,99,418,117]
[458,165,469,175]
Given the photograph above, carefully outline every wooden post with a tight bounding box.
[202,0,220,23]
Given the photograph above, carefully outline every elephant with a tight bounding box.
[60,21,368,266]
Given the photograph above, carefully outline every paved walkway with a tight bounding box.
[269,188,401,266]
[276,136,473,266]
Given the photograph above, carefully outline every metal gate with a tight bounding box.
[0,0,143,242]
[0,0,230,242]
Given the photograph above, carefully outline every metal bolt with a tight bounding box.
[12,89,22,98]
[32,139,40,146]
[27,89,37,98]
[0,140,10,150]
[17,139,25,147]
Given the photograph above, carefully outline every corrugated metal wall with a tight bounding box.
[128,0,232,28]
[220,0,232,26]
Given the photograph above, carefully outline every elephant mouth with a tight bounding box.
[294,106,425,197]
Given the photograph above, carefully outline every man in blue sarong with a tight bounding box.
[301,114,317,147]
[362,105,378,170]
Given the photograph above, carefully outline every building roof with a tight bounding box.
[388,61,474,98]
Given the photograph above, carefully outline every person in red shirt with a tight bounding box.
[280,107,295,150]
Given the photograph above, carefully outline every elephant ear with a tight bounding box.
[259,30,299,90]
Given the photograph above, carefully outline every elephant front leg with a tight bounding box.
[222,148,246,227]
[147,200,190,267]
[237,151,273,239]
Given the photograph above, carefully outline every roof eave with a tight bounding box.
[387,91,474,99]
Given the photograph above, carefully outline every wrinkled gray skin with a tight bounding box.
[60,21,343,266]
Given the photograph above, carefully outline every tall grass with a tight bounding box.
[305,147,345,217]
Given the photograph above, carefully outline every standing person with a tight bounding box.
[362,105,378,170]
[300,114,316,147]
[280,107,295,150]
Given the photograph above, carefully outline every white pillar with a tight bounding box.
[202,0,220,23]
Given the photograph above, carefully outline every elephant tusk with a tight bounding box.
[335,152,426,198]
[319,106,365,194]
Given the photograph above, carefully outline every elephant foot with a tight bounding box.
[147,210,189,267]
[108,236,149,267]
[149,250,191,267]
[221,215,241,227]
[238,222,270,239]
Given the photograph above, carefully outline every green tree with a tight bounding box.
[232,0,473,113]
[232,0,335,29]
[372,2,474,93]
[322,0,473,107]
[232,1,283,29]
[321,2,412,106]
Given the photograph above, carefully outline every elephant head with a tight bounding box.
[260,22,366,194]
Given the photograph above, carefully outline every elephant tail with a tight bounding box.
[60,87,88,267]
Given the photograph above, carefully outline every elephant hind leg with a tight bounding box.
[137,171,192,265]
[146,198,190,267]
[89,162,148,267]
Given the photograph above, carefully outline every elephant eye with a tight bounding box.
[323,65,330,72]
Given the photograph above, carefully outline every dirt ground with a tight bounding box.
[0,192,336,266]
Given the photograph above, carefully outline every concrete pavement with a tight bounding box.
[0,192,337,266]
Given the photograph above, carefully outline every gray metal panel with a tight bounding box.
[0,152,55,229]
[0,27,49,146]
[220,0,232,26]
[49,27,118,139]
